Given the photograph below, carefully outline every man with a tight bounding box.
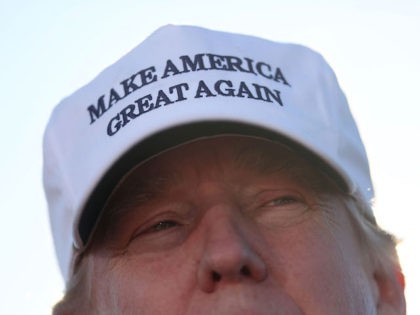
[43,25,405,314]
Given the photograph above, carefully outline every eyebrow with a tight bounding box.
[103,170,180,223]
[233,142,297,175]
[232,142,330,192]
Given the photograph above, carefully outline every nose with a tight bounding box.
[197,209,268,293]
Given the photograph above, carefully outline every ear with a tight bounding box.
[375,268,406,315]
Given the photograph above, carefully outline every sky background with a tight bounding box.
[0,0,419,314]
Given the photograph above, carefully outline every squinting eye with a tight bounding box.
[268,196,300,206]
[257,193,310,227]
[148,220,179,233]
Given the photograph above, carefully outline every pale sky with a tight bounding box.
[1,1,419,314]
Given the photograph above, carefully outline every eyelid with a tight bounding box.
[250,188,312,227]
[130,211,180,237]
[255,189,307,208]
[128,203,194,241]
[123,209,192,252]
[143,220,179,234]
[266,194,303,206]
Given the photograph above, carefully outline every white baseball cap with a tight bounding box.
[43,24,373,281]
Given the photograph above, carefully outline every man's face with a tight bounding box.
[87,136,377,314]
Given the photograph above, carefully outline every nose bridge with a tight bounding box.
[197,202,267,293]
[204,205,249,258]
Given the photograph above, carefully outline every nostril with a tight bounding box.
[212,271,221,282]
[240,266,251,277]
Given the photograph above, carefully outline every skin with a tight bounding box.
[83,136,397,315]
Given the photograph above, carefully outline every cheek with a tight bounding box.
[95,249,199,313]
[262,217,373,313]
